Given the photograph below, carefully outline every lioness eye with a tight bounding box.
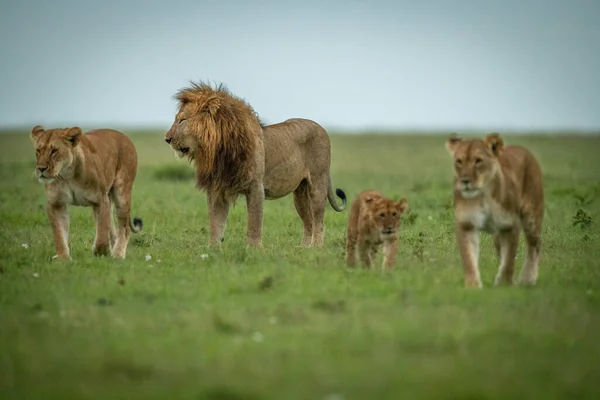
[51,148,58,155]
[392,212,397,216]
[379,212,385,218]
[35,149,40,156]
[179,118,186,124]
[474,157,482,165]
[455,159,463,165]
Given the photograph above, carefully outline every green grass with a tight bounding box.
[1,131,600,400]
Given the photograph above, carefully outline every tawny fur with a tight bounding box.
[165,81,346,248]
[346,190,408,269]
[30,125,143,260]
[445,133,544,288]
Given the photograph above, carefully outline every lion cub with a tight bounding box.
[346,190,408,269]
[446,133,544,288]
[30,125,143,260]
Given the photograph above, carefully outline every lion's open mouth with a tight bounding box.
[179,147,190,154]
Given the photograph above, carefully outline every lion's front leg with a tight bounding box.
[48,203,70,260]
[456,225,482,288]
[245,183,265,247]
[207,191,230,246]
[382,238,398,268]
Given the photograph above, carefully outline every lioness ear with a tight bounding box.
[445,134,462,156]
[63,127,82,147]
[31,125,44,140]
[485,133,504,156]
[396,198,408,214]
[204,97,221,116]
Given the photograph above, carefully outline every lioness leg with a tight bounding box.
[308,176,328,247]
[92,196,112,256]
[207,192,231,246]
[493,227,520,285]
[456,225,482,288]
[245,182,265,247]
[110,185,133,259]
[519,212,542,285]
[293,180,314,247]
[48,204,70,260]
[382,239,398,268]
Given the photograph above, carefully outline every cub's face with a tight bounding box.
[164,104,199,159]
[366,197,408,238]
[30,126,81,184]
[445,133,503,198]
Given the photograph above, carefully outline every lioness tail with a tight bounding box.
[130,217,143,233]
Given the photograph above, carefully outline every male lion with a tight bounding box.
[164,81,346,248]
[445,133,544,288]
[345,190,408,269]
[30,125,143,260]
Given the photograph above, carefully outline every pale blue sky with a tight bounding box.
[1,0,599,131]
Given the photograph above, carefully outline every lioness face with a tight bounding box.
[165,108,198,159]
[446,134,502,199]
[30,126,81,184]
[366,197,408,238]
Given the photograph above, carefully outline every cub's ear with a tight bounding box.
[365,197,374,204]
[485,133,504,156]
[395,198,408,214]
[445,133,462,156]
[31,125,44,140]
[63,127,82,147]
[204,97,221,116]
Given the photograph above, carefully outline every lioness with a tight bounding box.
[445,133,544,288]
[164,82,346,248]
[346,190,408,269]
[30,125,143,260]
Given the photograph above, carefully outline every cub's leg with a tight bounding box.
[245,182,265,248]
[518,210,543,285]
[307,175,328,247]
[370,245,379,267]
[455,225,482,288]
[382,238,399,268]
[92,195,112,256]
[293,180,314,247]
[48,203,70,260]
[207,191,231,246]
[358,236,373,269]
[493,227,520,285]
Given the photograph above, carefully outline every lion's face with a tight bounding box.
[164,107,199,159]
[445,134,503,199]
[30,126,81,184]
[366,197,408,238]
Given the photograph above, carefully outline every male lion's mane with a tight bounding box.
[175,81,263,195]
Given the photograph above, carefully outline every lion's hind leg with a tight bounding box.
[518,209,543,285]
[308,175,329,247]
[293,180,314,247]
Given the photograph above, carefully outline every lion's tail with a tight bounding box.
[130,217,143,233]
[327,177,347,212]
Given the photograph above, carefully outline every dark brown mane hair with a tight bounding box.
[174,81,262,195]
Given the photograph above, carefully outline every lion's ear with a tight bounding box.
[485,133,504,156]
[31,125,44,140]
[395,198,408,214]
[445,134,462,156]
[63,127,82,147]
[205,97,221,116]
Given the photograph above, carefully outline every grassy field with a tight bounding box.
[1,130,600,400]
